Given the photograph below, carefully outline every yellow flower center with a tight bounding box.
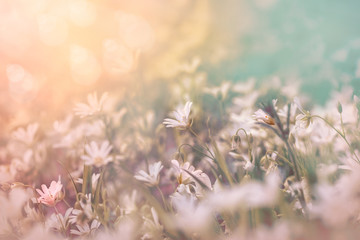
[94,157,103,165]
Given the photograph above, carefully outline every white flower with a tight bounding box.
[294,97,312,128]
[253,109,275,125]
[69,194,93,224]
[208,172,280,210]
[204,82,231,100]
[76,173,100,189]
[171,160,212,194]
[163,101,192,129]
[244,159,254,172]
[45,207,73,232]
[310,168,360,226]
[172,195,212,235]
[141,207,163,240]
[81,141,113,167]
[179,56,201,73]
[23,201,42,223]
[53,115,73,134]
[12,123,39,145]
[74,92,108,118]
[121,190,138,215]
[278,102,297,119]
[10,149,34,174]
[171,184,197,204]
[134,161,163,187]
[171,160,193,185]
[70,219,101,237]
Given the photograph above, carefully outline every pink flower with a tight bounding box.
[36,176,63,207]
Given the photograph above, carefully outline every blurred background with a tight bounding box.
[1,0,359,130]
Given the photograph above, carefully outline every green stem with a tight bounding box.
[235,128,253,163]
[256,122,307,213]
[156,185,168,211]
[56,160,79,201]
[63,199,71,208]
[340,114,345,135]
[178,143,215,161]
[189,127,216,160]
[265,150,294,168]
[312,115,360,163]
[54,205,67,236]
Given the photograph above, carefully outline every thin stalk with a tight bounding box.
[54,205,67,236]
[265,150,294,168]
[63,199,71,208]
[178,143,215,161]
[256,122,307,213]
[312,115,360,163]
[235,128,253,163]
[283,140,307,213]
[56,160,79,201]
[340,113,346,137]
[189,127,216,160]
[286,103,291,133]
[156,185,168,211]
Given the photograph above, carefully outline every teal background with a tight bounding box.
[206,0,360,104]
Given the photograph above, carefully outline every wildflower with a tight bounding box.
[12,123,39,145]
[171,160,212,191]
[204,82,231,101]
[208,172,280,210]
[69,194,93,224]
[53,115,73,134]
[121,190,138,215]
[142,207,163,240]
[243,156,254,172]
[180,56,201,73]
[10,149,34,175]
[253,109,275,125]
[172,195,212,236]
[76,173,100,189]
[45,207,73,232]
[294,97,312,128]
[36,176,63,207]
[70,219,101,237]
[81,141,113,167]
[23,201,43,223]
[134,161,163,187]
[171,184,196,204]
[171,160,193,185]
[163,101,192,129]
[74,92,108,118]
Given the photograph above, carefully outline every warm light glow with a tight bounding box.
[116,12,155,51]
[68,0,97,27]
[102,39,135,76]
[6,64,38,102]
[37,14,68,46]
[70,45,102,86]
[1,2,359,239]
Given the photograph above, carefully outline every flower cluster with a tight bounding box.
[2,70,360,239]
[1,1,360,239]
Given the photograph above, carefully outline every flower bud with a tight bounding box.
[337,101,343,114]
[249,134,254,144]
[231,135,241,150]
